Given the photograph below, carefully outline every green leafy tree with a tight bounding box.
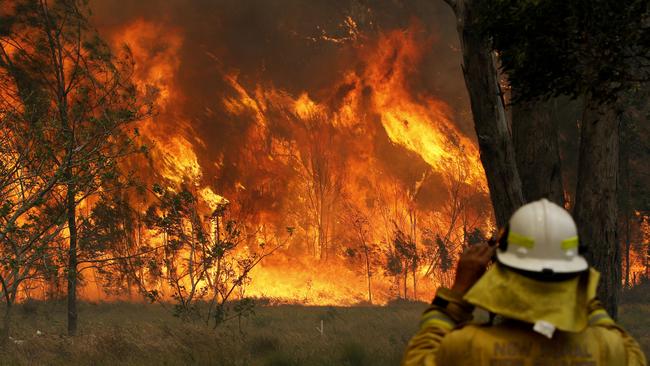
[0,0,151,335]
[477,0,649,103]
[144,185,208,319]
[77,186,152,298]
[476,0,649,317]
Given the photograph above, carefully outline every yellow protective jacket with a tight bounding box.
[402,288,647,366]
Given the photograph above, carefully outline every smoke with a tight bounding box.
[90,0,471,173]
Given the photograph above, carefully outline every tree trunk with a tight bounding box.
[449,0,525,227]
[619,119,631,288]
[574,98,620,318]
[363,248,372,304]
[366,269,372,304]
[66,180,78,336]
[404,261,409,300]
[1,301,12,344]
[408,212,418,300]
[512,98,565,205]
[624,211,631,288]
[412,265,417,300]
[646,244,649,279]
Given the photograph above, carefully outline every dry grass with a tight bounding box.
[0,300,423,366]
[0,297,646,365]
[621,280,650,358]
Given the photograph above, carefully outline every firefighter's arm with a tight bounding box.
[588,300,647,366]
[402,243,495,366]
[401,288,474,366]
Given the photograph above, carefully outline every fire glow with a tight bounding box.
[77,16,493,305]
[3,1,647,307]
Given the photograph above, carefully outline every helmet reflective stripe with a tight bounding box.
[507,231,534,248]
[496,198,588,274]
[561,236,579,250]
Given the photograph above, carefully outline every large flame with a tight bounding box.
[83,18,492,304]
[3,3,647,305]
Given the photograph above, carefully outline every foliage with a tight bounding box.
[477,0,650,103]
[434,235,451,273]
[383,229,418,299]
[466,227,486,247]
[144,184,284,326]
[0,0,149,337]
[341,202,382,303]
[421,233,453,288]
[76,187,152,297]
[393,229,417,276]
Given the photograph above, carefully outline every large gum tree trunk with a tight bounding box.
[619,119,631,289]
[574,98,620,318]
[512,99,565,205]
[446,0,525,227]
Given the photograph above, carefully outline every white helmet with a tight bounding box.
[496,198,588,274]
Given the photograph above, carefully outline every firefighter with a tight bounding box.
[402,198,647,366]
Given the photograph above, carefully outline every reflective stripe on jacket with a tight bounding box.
[402,288,647,366]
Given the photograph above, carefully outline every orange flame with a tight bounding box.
[82,20,491,304]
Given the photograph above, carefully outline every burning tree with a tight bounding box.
[291,112,345,261]
[392,228,418,300]
[144,185,217,319]
[422,233,453,288]
[1,0,511,309]
[144,184,284,326]
[342,201,380,304]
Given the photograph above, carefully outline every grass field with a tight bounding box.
[0,297,647,365]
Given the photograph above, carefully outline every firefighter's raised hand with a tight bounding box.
[451,243,496,295]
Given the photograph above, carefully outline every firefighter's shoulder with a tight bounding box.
[436,321,633,366]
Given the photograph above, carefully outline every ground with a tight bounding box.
[0,298,647,365]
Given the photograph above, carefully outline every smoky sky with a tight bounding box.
[91,0,469,122]
[89,0,474,214]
